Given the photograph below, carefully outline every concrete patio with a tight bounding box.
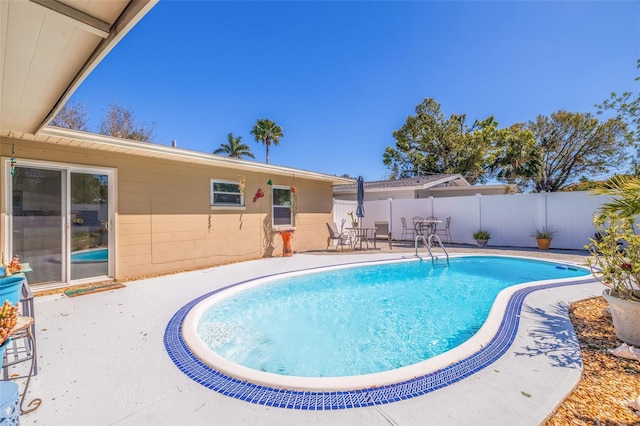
[15,246,602,425]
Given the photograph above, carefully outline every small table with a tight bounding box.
[346,227,377,250]
[413,219,442,247]
[413,219,442,236]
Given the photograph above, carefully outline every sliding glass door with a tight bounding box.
[9,164,113,287]
[11,167,64,284]
[70,172,110,280]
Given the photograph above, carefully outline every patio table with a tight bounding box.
[346,226,377,250]
[412,219,442,236]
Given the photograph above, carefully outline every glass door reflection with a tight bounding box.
[11,167,63,285]
[70,173,109,280]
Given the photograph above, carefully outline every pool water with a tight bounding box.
[71,248,108,263]
[197,256,588,378]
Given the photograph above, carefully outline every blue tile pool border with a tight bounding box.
[164,262,597,410]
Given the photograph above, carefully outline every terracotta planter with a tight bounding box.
[280,231,293,257]
[602,289,640,347]
[536,238,551,250]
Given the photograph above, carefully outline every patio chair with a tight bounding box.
[434,216,452,244]
[374,221,392,249]
[412,217,425,238]
[326,222,352,251]
[400,217,414,241]
[425,216,438,236]
[2,279,41,414]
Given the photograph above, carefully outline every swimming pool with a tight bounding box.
[166,255,595,409]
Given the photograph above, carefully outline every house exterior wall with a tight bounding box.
[1,136,334,282]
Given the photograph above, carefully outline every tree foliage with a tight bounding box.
[529,110,630,192]
[587,174,640,302]
[489,123,540,187]
[213,133,255,159]
[591,174,640,222]
[98,103,155,142]
[383,98,499,184]
[597,58,640,175]
[250,118,283,164]
[71,173,107,205]
[50,101,89,131]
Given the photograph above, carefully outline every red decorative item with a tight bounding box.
[280,231,293,257]
[253,188,264,203]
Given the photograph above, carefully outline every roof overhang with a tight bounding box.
[2,126,355,185]
[0,0,158,135]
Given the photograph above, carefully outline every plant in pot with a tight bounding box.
[347,211,358,228]
[532,226,556,250]
[586,175,640,346]
[472,230,491,247]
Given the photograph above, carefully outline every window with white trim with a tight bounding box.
[211,179,244,207]
[272,186,293,226]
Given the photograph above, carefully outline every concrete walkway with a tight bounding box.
[16,247,603,425]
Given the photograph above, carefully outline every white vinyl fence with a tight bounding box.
[333,192,614,250]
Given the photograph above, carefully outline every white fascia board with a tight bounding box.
[37,126,354,184]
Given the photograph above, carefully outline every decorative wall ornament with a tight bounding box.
[253,188,264,203]
[10,144,16,176]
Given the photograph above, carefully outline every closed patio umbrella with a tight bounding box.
[355,176,365,225]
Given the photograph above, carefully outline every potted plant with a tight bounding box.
[472,230,491,247]
[347,211,358,228]
[532,226,556,250]
[587,175,640,346]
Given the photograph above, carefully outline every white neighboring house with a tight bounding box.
[333,174,518,201]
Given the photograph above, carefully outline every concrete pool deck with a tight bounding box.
[18,246,602,425]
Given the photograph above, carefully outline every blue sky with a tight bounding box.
[69,1,640,182]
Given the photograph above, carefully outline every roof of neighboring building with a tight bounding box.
[332,174,469,194]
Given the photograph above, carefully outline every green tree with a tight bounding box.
[592,174,640,221]
[213,133,255,159]
[99,102,155,142]
[528,110,630,192]
[489,123,541,188]
[50,101,89,131]
[597,58,640,175]
[250,119,283,164]
[383,98,499,184]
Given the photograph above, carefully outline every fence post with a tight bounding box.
[476,193,482,232]
[388,198,393,240]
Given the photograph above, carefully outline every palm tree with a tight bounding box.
[250,119,283,164]
[213,133,255,159]
[592,175,640,222]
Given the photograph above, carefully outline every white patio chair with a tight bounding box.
[326,222,352,251]
[435,216,452,244]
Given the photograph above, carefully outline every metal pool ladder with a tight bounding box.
[415,234,449,264]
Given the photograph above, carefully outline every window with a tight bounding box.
[211,180,244,207]
[272,186,293,226]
